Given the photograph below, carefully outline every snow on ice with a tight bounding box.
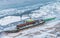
[0,1,60,38]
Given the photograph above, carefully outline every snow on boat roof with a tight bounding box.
[0,16,21,25]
